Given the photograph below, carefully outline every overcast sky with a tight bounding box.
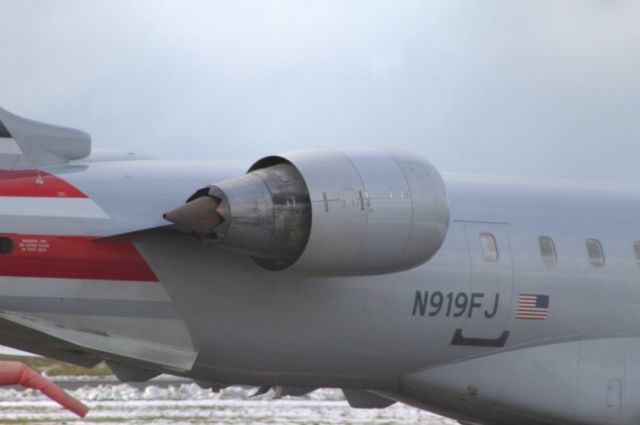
[1,1,639,181]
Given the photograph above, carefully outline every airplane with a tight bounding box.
[0,105,635,424]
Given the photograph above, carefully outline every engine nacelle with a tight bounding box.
[164,149,449,275]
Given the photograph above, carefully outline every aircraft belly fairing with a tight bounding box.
[401,337,640,425]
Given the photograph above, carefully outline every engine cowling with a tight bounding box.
[164,149,449,275]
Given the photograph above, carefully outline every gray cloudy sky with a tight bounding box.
[1,1,639,180]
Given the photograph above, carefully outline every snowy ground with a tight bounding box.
[0,379,458,424]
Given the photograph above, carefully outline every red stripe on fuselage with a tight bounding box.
[0,235,158,282]
[0,170,87,198]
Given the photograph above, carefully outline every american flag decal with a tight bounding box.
[516,294,550,320]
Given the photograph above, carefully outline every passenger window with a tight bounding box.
[479,233,499,262]
[586,239,605,267]
[634,242,640,265]
[538,236,557,265]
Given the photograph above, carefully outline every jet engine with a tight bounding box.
[164,149,449,275]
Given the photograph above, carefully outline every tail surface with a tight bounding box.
[0,107,91,170]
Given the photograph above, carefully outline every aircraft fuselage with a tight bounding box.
[0,159,637,424]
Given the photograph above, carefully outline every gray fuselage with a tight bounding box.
[1,159,638,425]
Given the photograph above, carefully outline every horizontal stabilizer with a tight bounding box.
[0,107,91,170]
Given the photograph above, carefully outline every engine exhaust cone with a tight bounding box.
[163,196,221,236]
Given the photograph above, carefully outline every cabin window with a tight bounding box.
[586,239,605,267]
[634,242,640,265]
[539,236,557,265]
[0,237,13,254]
[479,233,499,262]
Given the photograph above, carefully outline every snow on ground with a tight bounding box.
[0,380,459,424]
